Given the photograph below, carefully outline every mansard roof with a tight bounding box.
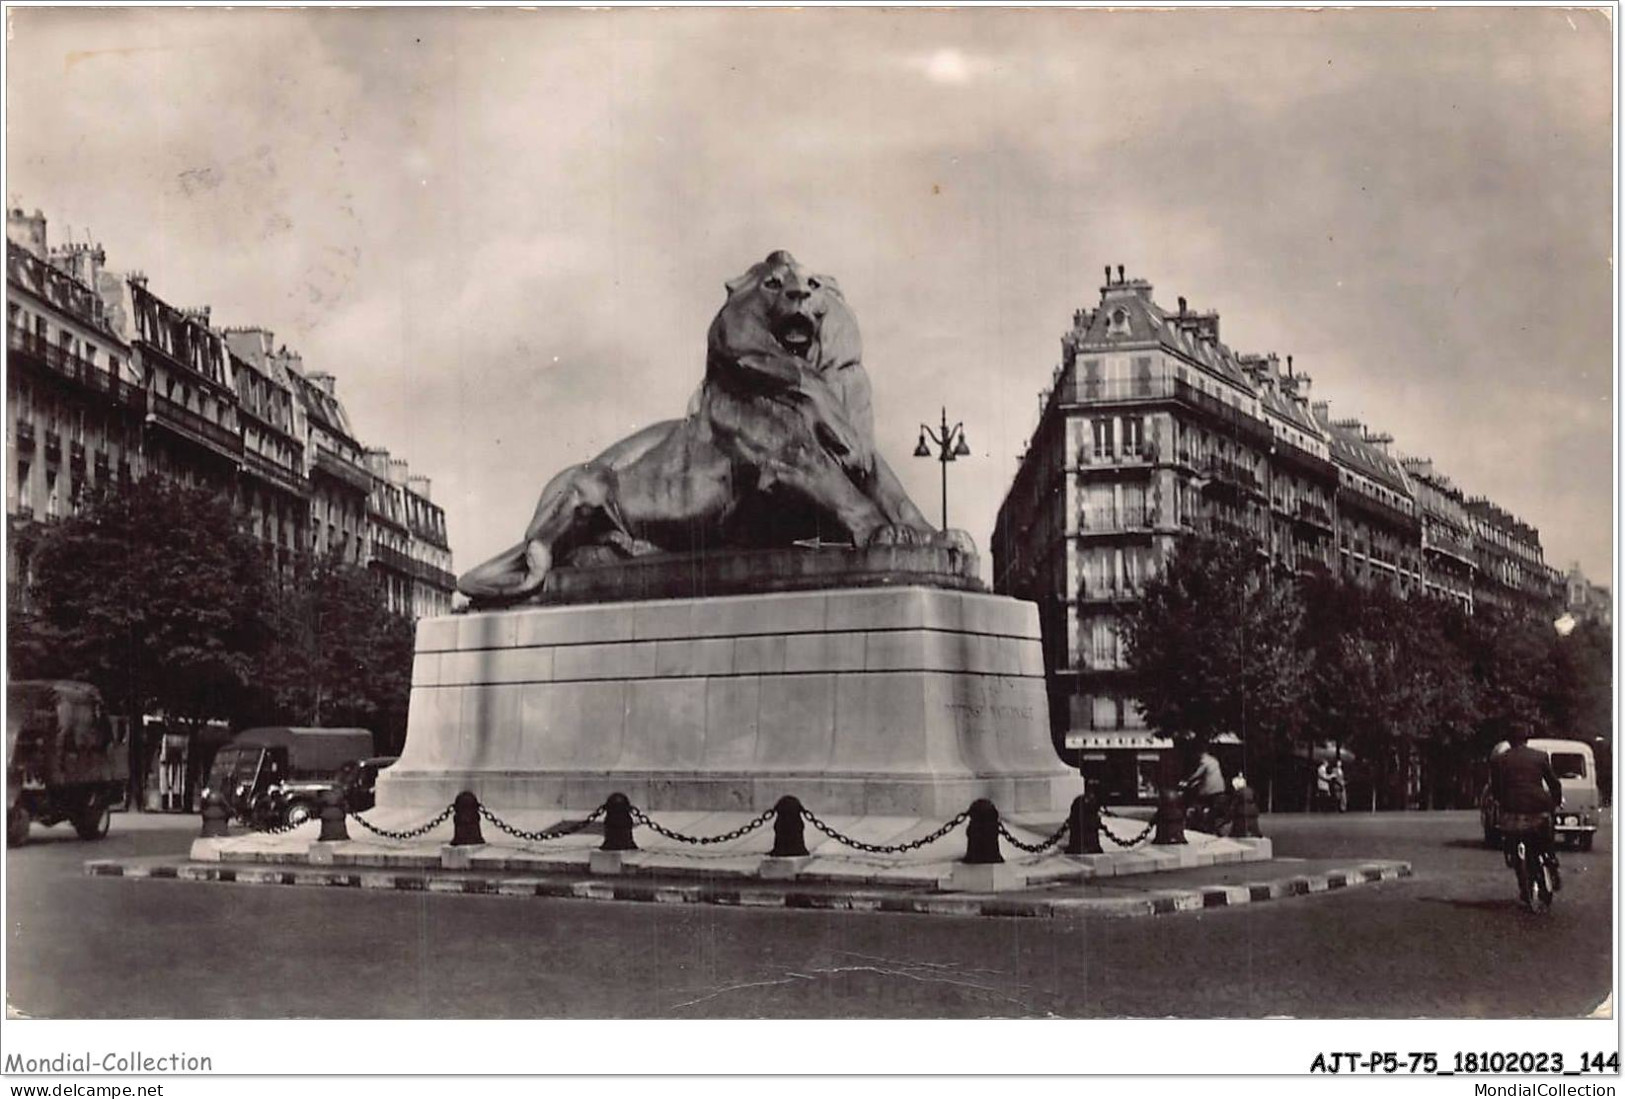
[1073,281,1255,391]
[1314,409,1412,495]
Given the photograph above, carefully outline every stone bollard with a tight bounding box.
[199,793,231,838]
[600,793,638,852]
[1064,792,1103,856]
[317,788,350,843]
[944,798,1029,893]
[451,791,485,847]
[963,798,1004,865]
[1230,786,1263,838]
[1152,788,1187,846]
[769,795,808,858]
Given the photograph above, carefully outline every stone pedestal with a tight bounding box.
[377,584,1084,818]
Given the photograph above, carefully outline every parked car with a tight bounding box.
[338,756,397,813]
[1480,737,1599,851]
[201,727,374,828]
[6,680,130,846]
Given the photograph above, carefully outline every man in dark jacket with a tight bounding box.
[1490,727,1565,877]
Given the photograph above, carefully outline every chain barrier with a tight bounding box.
[244,816,308,836]
[800,806,969,855]
[478,802,608,843]
[1098,809,1155,848]
[348,803,457,841]
[996,818,1071,854]
[629,804,776,846]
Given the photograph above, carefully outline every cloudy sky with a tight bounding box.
[7,7,1614,583]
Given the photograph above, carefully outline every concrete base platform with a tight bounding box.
[180,806,1272,891]
[381,585,1086,817]
[88,846,1411,921]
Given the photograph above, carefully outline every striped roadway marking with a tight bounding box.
[83,859,1413,920]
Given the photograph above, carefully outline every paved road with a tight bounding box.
[5,809,1611,1019]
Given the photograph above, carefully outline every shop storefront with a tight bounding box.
[1065,731,1175,805]
[1064,731,1244,806]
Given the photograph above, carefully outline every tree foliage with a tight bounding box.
[245,557,415,752]
[20,480,275,796]
[14,479,421,795]
[1119,535,1309,760]
[1119,531,1611,810]
[24,479,273,724]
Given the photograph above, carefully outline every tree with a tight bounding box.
[1540,616,1612,801]
[22,479,276,803]
[1461,605,1549,746]
[1119,534,1310,796]
[1403,594,1482,808]
[248,555,415,753]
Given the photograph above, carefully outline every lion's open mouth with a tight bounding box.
[772,314,818,359]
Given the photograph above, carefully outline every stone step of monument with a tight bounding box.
[185,812,1274,890]
[84,854,1412,920]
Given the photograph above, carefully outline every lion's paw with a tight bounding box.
[865,524,931,548]
[566,545,624,568]
[933,528,978,555]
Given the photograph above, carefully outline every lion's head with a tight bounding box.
[709,250,861,374]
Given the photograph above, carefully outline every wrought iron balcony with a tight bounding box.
[1077,441,1158,471]
[415,560,458,591]
[15,421,35,450]
[1078,506,1154,534]
[43,430,61,464]
[1294,499,1334,529]
[1272,436,1339,482]
[1338,486,1420,534]
[242,447,308,497]
[1202,455,1263,495]
[1170,379,1274,448]
[1077,576,1143,603]
[9,326,145,411]
[1065,376,1172,404]
[368,542,416,577]
[313,447,374,494]
[1424,526,1475,561]
[147,394,243,458]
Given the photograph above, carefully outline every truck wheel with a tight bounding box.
[283,800,315,827]
[1578,833,1594,852]
[7,805,30,847]
[74,797,112,841]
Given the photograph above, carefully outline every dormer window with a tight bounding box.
[1107,308,1130,337]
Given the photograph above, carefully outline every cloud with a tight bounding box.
[909,47,991,86]
[5,8,1613,581]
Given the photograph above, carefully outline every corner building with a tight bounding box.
[7,205,459,807]
[993,268,1560,802]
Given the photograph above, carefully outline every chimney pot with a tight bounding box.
[1178,296,1187,315]
[1116,264,1125,284]
[1103,265,1111,285]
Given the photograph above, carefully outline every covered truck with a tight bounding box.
[201,726,375,828]
[7,680,129,846]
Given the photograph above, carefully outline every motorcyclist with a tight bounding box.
[1490,726,1564,893]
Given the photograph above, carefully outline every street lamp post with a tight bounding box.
[913,407,971,530]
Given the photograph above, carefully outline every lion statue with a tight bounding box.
[457,250,952,603]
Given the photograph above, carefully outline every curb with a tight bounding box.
[84,858,1412,919]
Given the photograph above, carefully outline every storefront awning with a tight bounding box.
[1064,732,1174,750]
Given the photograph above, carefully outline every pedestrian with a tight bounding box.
[1316,755,1346,812]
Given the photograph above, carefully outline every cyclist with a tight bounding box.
[1181,740,1228,832]
[1489,726,1564,907]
